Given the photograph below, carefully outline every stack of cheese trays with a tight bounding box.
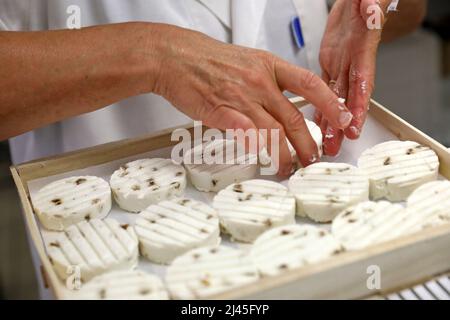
[32,128,448,299]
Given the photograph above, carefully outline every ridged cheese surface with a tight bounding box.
[33,176,111,231]
[213,179,296,243]
[251,225,343,276]
[357,141,439,201]
[183,139,258,192]
[166,246,259,299]
[332,201,410,250]
[74,270,169,300]
[135,198,220,264]
[110,158,186,212]
[405,181,450,231]
[44,218,139,282]
[288,163,369,222]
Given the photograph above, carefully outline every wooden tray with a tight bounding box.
[10,98,450,299]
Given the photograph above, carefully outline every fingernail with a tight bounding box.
[325,127,335,140]
[309,154,319,164]
[349,125,360,137]
[339,111,353,127]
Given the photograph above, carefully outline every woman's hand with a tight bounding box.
[317,0,391,156]
[151,24,353,175]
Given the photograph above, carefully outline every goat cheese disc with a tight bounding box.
[33,176,111,231]
[332,201,410,250]
[357,141,439,201]
[44,218,139,282]
[288,163,369,222]
[404,181,450,231]
[74,270,168,300]
[251,225,343,276]
[183,139,258,193]
[135,198,220,264]
[213,179,296,243]
[110,158,187,212]
[166,246,259,299]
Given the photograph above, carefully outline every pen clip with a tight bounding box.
[291,16,305,49]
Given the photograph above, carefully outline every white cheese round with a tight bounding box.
[288,162,369,222]
[357,140,439,201]
[44,218,139,282]
[183,139,258,193]
[110,158,186,212]
[332,201,410,251]
[166,246,259,299]
[135,198,220,264]
[213,179,296,243]
[33,176,111,231]
[74,270,168,300]
[251,225,343,276]
[405,181,450,231]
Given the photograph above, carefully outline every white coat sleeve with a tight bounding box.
[0,0,31,31]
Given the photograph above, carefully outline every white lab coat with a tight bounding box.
[0,0,328,298]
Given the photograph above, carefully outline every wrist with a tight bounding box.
[141,23,177,97]
[120,22,170,95]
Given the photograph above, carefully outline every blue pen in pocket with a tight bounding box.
[291,16,305,49]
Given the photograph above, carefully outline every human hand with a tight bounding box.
[317,0,390,156]
[151,24,353,175]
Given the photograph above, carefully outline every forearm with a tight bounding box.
[382,0,427,42]
[0,22,162,140]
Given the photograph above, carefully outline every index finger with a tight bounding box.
[274,59,353,130]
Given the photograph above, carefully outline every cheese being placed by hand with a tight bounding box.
[251,225,343,276]
[288,163,369,222]
[166,246,259,299]
[259,119,323,169]
[357,141,439,201]
[44,218,139,282]
[33,176,111,231]
[135,198,220,264]
[110,158,186,212]
[332,201,410,250]
[183,139,258,193]
[213,179,296,243]
[74,270,169,300]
